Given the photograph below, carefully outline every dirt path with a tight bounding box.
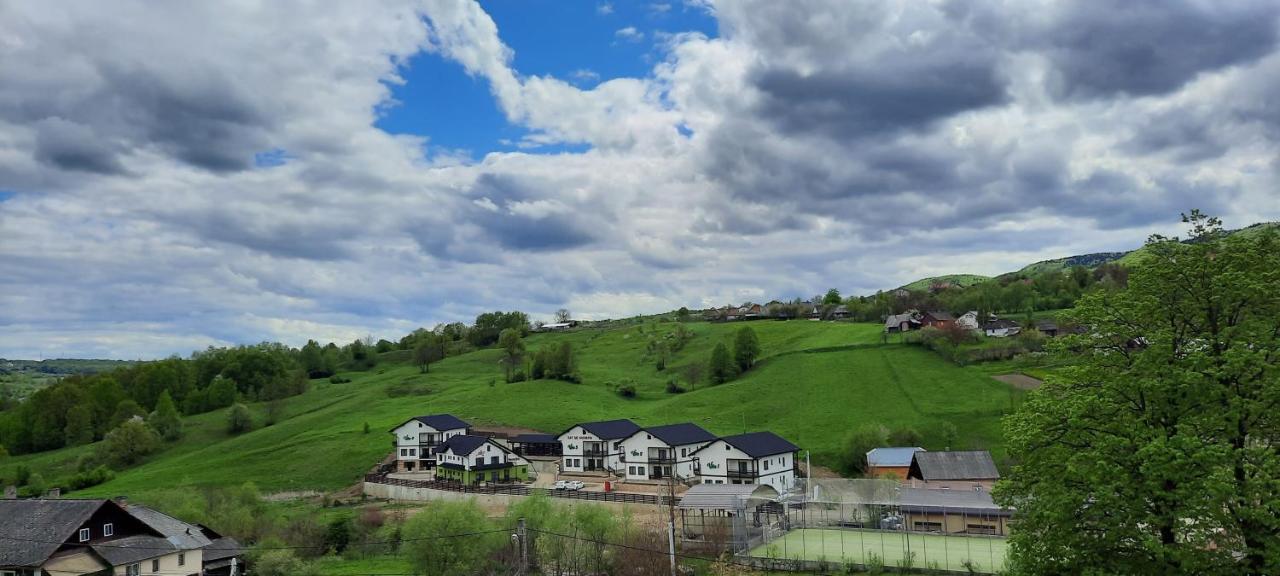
[993,373,1044,390]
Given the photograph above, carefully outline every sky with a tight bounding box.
[1,1,1278,359]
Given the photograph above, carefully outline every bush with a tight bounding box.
[616,384,637,398]
[253,549,320,576]
[664,379,685,394]
[508,370,526,383]
[329,375,352,384]
[25,472,46,496]
[67,465,115,490]
[227,404,254,435]
[14,464,31,486]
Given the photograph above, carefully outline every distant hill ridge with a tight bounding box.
[897,221,1277,292]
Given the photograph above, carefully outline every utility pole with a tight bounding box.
[517,517,528,575]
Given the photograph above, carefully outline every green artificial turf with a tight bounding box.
[750,528,1007,573]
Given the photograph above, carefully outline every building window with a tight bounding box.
[400,449,407,457]
[78,528,90,542]
[763,460,770,471]
[152,559,160,572]
[178,553,185,566]
[125,564,140,576]
[103,523,114,537]
[628,466,635,475]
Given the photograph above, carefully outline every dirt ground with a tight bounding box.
[993,372,1044,390]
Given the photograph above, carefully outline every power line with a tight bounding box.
[0,527,512,552]
[525,526,796,572]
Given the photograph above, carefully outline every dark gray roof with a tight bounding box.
[433,434,495,456]
[511,433,558,444]
[910,451,1000,481]
[568,419,641,440]
[91,535,175,565]
[0,499,106,567]
[412,414,470,431]
[125,505,211,551]
[203,536,243,563]
[983,319,1020,330]
[638,423,717,446]
[717,431,800,458]
[1035,320,1059,331]
[923,311,955,321]
[899,487,1011,517]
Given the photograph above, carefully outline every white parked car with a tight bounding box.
[565,480,585,490]
[553,480,568,490]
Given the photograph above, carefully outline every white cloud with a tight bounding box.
[615,26,644,43]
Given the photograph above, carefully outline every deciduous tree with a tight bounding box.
[708,343,736,384]
[147,390,183,441]
[733,327,760,372]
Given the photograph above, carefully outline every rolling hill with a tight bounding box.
[0,320,1022,500]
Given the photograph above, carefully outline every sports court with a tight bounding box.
[748,528,1007,573]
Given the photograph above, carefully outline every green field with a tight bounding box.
[0,320,1022,500]
[751,529,1007,573]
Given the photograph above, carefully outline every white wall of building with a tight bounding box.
[620,432,712,481]
[557,426,625,474]
[392,420,467,465]
[691,440,796,491]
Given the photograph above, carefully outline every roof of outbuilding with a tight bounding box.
[899,487,1011,516]
[0,499,108,567]
[909,451,1000,481]
[433,434,494,456]
[91,535,175,565]
[866,447,925,467]
[203,536,244,563]
[635,423,717,446]
[125,505,212,551]
[677,483,779,510]
[923,311,955,321]
[713,431,800,458]
[510,433,558,444]
[982,319,1020,330]
[562,419,641,440]
[884,313,917,328]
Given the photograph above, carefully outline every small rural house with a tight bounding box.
[433,434,529,484]
[866,447,925,480]
[690,431,800,490]
[884,313,920,333]
[0,498,238,576]
[619,422,718,482]
[982,318,1021,338]
[738,303,763,318]
[897,487,1012,536]
[907,450,1001,491]
[956,311,980,331]
[831,304,850,319]
[919,311,955,329]
[389,413,471,472]
[1034,319,1059,337]
[557,419,642,474]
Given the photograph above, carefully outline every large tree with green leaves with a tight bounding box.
[996,213,1280,575]
[148,389,183,441]
[413,333,446,373]
[403,499,501,576]
[497,328,526,382]
[708,342,737,384]
[733,326,761,372]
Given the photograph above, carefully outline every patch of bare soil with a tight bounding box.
[993,372,1044,390]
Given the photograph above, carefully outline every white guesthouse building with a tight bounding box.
[691,431,800,490]
[389,414,471,472]
[556,419,641,474]
[618,422,717,482]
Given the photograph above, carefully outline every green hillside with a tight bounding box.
[898,274,991,292]
[0,321,1021,499]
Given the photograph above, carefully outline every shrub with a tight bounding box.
[14,464,31,486]
[664,379,685,394]
[329,375,352,384]
[227,404,254,435]
[253,549,320,576]
[100,420,160,467]
[25,472,46,496]
[616,384,637,398]
[67,466,115,490]
[508,370,526,383]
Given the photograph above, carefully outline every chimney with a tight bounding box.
[3,485,16,499]
[45,488,61,499]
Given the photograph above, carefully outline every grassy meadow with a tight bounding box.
[0,320,1023,500]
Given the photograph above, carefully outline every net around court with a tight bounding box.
[748,528,1007,573]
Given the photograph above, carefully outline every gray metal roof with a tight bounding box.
[125,505,212,551]
[203,536,243,563]
[91,535,175,565]
[558,419,641,440]
[866,447,925,467]
[0,499,106,567]
[677,483,779,510]
[636,423,717,446]
[717,431,800,458]
[899,487,1011,517]
[910,450,1000,481]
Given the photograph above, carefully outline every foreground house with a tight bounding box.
[884,313,920,333]
[691,431,800,490]
[0,498,238,576]
[619,422,718,482]
[389,414,471,472]
[434,435,530,484]
[907,450,1000,491]
[557,419,642,474]
[1034,319,1059,337]
[866,447,925,480]
[919,311,955,329]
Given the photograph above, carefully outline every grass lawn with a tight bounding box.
[309,554,415,575]
[750,528,1007,573]
[1,320,1022,501]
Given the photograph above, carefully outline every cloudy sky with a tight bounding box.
[1,0,1278,359]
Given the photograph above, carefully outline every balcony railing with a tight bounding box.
[582,448,607,457]
[647,455,675,464]
[725,467,758,479]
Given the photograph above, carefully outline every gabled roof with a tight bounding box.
[411,414,470,431]
[899,487,1010,516]
[560,419,641,441]
[1035,320,1059,331]
[709,431,800,458]
[203,536,244,563]
[125,505,212,551]
[866,447,925,467]
[982,319,1020,330]
[432,434,496,456]
[922,311,955,322]
[909,451,1000,481]
[628,423,717,447]
[884,313,918,328]
[0,499,111,567]
[677,483,779,510]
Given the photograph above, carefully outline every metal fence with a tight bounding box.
[363,473,676,506]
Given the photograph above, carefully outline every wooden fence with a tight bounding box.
[364,473,676,506]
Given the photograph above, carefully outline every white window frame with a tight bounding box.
[126,564,140,576]
[78,528,90,542]
[103,523,114,537]
[178,552,185,566]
